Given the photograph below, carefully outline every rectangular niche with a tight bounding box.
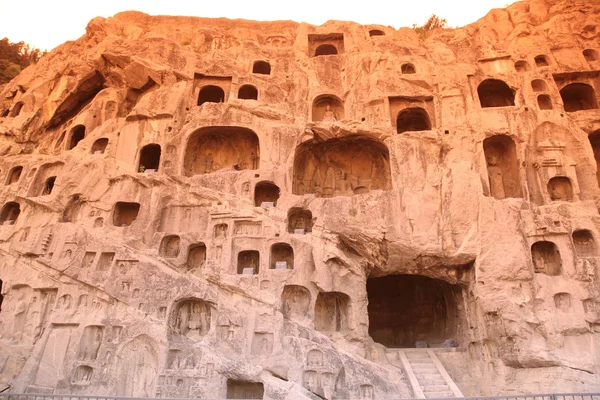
[194,73,233,104]
[388,96,436,133]
[226,380,264,399]
[308,33,344,57]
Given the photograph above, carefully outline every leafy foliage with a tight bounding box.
[0,38,46,83]
[412,14,448,38]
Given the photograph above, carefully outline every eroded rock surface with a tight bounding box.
[1,0,600,398]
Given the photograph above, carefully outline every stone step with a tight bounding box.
[418,378,447,386]
[411,365,439,373]
[410,361,435,366]
[406,352,431,359]
[415,372,444,380]
[422,385,450,392]
[424,391,455,398]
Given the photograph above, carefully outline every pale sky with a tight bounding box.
[1,0,515,51]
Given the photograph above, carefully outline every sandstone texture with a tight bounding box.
[1,0,600,398]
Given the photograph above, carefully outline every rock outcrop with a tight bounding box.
[1,0,600,398]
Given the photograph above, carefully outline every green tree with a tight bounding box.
[0,37,46,83]
[412,14,448,38]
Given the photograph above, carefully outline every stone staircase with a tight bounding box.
[388,349,464,399]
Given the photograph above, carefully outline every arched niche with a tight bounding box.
[197,85,225,106]
[138,144,161,173]
[314,292,350,332]
[187,243,206,270]
[183,126,259,176]
[112,202,140,227]
[537,94,553,110]
[560,83,599,112]
[115,335,158,397]
[367,274,464,348]
[314,44,338,56]
[401,63,416,74]
[169,298,212,337]
[281,285,310,319]
[369,29,385,37]
[531,79,548,92]
[396,107,431,133]
[588,130,600,188]
[478,79,515,108]
[535,55,549,67]
[254,181,280,207]
[238,84,258,100]
[547,176,573,201]
[483,135,522,199]
[160,235,180,258]
[572,230,597,257]
[584,49,598,62]
[312,94,344,122]
[0,202,20,225]
[270,243,293,269]
[288,208,313,234]
[6,166,22,185]
[91,138,108,154]
[514,60,530,73]
[28,162,64,197]
[293,135,391,197]
[41,176,56,196]
[68,125,86,150]
[10,102,23,117]
[237,250,259,274]
[531,241,562,276]
[252,61,271,75]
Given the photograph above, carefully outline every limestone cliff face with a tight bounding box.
[1,0,600,398]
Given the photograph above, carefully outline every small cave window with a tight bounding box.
[537,94,553,110]
[315,292,350,332]
[547,176,573,201]
[584,49,598,62]
[112,202,140,227]
[160,235,180,258]
[534,55,549,67]
[92,138,108,154]
[315,44,338,56]
[197,85,225,106]
[138,144,161,173]
[10,102,24,117]
[483,135,522,199]
[6,166,23,185]
[531,79,548,92]
[41,176,56,196]
[572,230,597,257]
[254,181,280,207]
[554,292,572,311]
[396,107,431,133]
[588,130,600,188]
[187,243,206,270]
[252,61,271,75]
[238,85,258,100]
[1,109,9,118]
[531,241,562,276]
[288,208,313,234]
[369,29,385,37]
[226,380,264,399]
[478,79,516,108]
[514,60,530,73]
[401,63,416,74]
[237,250,260,275]
[270,243,294,269]
[0,202,20,225]
[560,83,599,112]
[68,125,86,150]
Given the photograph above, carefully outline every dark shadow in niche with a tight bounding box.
[367,274,464,348]
[288,208,313,234]
[160,235,180,258]
[531,79,548,92]
[237,250,259,274]
[572,230,597,257]
[28,162,64,197]
[369,29,385,37]
[184,126,259,176]
[238,84,258,100]
[270,243,293,269]
[531,241,562,276]
[483,135,522,199]
[514,60,530,73]
[293,135,392,197]
[315,44,338,56]
[401,63,416,74]
[252,61,271,75]
[68,125,86,150]
[560,83,599,112]
[226,380,264,399]
[584,49,598,62]
[396,107,431,133]
[254,181,279,206]
[0,202,20,225]
[6,166,22,185]
[41,176,56,195]
[547,176,573,201]
[312,94,344,122]
[314,292,350,332]
[537,94,553,110]
[91,138,108,154]
[187,243,206,270]
[197,85,225,106]
[588,130,600,189]
[535,55,549,67]
[10,102,23,117]
[112,202,140,227]
[478,79,515,108]
[138,144,161,172]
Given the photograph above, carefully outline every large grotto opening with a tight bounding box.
[477,79,515,108]
[367,274,464,348]
[292,135,391,197]
[183,127,259,176]
[560,83,599,112]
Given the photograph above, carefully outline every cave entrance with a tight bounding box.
[367,274,464,348]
